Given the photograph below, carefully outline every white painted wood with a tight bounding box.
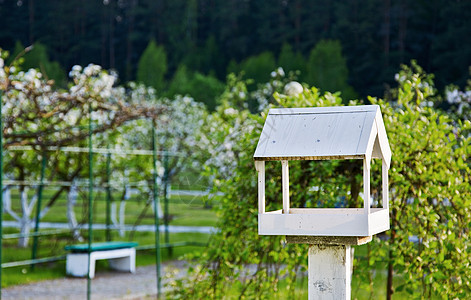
[281,160,290,214]
[382,160,389,210]
[308,245,352,300]
[254,105,391,237]
[355,111,377,158]
[254,105,391,162]
[375,109,392,167]
[372,135,382,159]
[255,161,265,213]
[364,121,378,169]
[66,248,136,278]
[269,105,379,115]
[289,208,369,214]
[363,159,371,214]
[368,208,390,235]
[255,111,369,160]
[258,208,388,236]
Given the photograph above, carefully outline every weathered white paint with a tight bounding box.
[281,160,290,214]
[382,160,389,209]
[258,208,389,236]
[308,245,352,300]
[375,109,392,167]
[268,105,379,114]
[254,105,391,237]
[66,248,136,278]
[363,159,371,215]
[254,105,391,165]
[255,161,265,213]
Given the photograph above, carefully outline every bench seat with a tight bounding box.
[65,242,138,278]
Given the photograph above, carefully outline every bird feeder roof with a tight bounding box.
[253,105,391,167]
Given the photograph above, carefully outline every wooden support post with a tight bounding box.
[281,160,289,214]
[363,159,370,214]
[255,161,265,213]
[308,245,352,300]
[382,160,389,209]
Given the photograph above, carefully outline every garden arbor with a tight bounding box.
[254,105,391,299]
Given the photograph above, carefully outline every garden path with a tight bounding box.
[2,260,187,299]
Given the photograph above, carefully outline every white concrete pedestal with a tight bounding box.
[308,245,351,300]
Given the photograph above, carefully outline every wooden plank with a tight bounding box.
[368,208,390,235]
[255,161,265,213]
[254,112,369,159]
[289,208,378,214]
[372,135,382,159]
[253,155,364,161]
[286,235,372,245]
[354,111,377,156]
[259,209,389,236]
[268,105,379,115]
[266,208,384,214]
[328,112,366,156]
[259,212,369,236]
[254,113,279,159]
[363,159,371,214]
[282,160,290,214]
[375,109,392,167]
[382,160,389,209]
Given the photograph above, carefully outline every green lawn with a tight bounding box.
[1,230,210,288]
[1,186,217,288]
[3,186,218,227]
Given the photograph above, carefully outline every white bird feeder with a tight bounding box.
[254,105,391,236]
[254,105,391,299]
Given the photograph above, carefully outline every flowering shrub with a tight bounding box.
[168,65,471,299]
[0,49,165,246]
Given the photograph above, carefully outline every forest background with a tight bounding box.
[1,0,471,106]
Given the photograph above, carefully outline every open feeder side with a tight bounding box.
[254,105,391,237]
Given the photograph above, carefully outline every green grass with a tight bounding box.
[1,186,216,288]
[3,187,218,227]
[1,231,210,288]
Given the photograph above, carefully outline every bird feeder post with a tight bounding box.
[281,160,289,214]
[308,244,352,299]
[363,158,371,215]
[255,160,265,213]
[254,105,391,299]
[382,159,389,209]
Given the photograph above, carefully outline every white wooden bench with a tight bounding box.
[65,242,138,278]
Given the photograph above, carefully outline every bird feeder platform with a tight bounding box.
[254,105,391,237]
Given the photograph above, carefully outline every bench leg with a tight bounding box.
[109,248,136,273]
[66,253,96,278]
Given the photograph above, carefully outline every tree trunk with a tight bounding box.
[67,184,83,241]
[28,0,35,44]
[18,187,35,248]
[383,0,391,67]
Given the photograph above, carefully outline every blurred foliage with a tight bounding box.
[306,39,357,101]
[277,43,306,78]
[233,52,276,89]
[167,63,471,299]
[136,40,167,93]
[167,65,225,111]
[2,0,471,97]
[10,41,67,87]
[1,41,470,297]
